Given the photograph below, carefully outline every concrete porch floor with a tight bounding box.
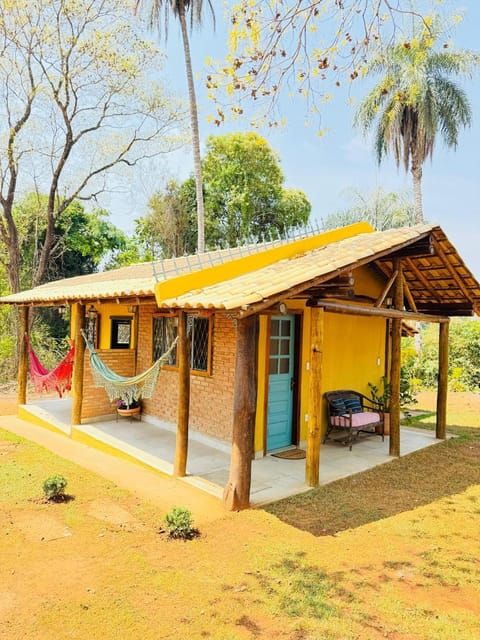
[21,398,444,507]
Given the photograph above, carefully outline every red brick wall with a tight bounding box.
[81,349,136,420]
[136,306,237,442]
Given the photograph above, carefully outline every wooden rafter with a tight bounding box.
[404,256,442,303]
[433,239,476,302]
[375,269,398,307]
[402,276,418,312]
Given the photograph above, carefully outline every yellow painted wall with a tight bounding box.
[70,303,136,350]
[96,303,136,350]
[321,313,386,397]
[254,265,389,452]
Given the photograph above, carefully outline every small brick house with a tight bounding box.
[3,222,480,508]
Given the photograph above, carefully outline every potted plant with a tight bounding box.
[116,398,141,417]
[368,376,391,435]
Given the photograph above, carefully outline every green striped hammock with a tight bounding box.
[81,330,178,405]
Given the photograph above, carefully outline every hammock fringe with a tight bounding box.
[82,330,178,405]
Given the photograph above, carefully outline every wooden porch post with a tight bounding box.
[389,259,403,457]
[436,321,449,439]
[306,307,324,487]
[17,306,29,406]
[174,310,190,477]
[223,315,257,511]
[71,302,86,425]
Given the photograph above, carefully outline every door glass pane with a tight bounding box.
[269,359,278,375]
[280,339,289,355]
[279,358,289,374]
[270,337,279,355]
[271,319,279,336]
[281,320,291,336]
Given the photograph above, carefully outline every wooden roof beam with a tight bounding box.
[307,299,449,323]
[378,235,434,259]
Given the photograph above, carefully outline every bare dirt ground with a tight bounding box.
[0,389,479,639]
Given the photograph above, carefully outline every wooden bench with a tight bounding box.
[324,390,384,451]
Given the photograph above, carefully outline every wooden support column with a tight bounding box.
[17,306,29,406]
[224,315,257,511]
[389,259,403,457]
[306,307,324,487]
[71,302,86,425]
[436,321,449,439]
[174,310,190,477]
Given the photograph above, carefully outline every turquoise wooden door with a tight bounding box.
[267,315,295,451]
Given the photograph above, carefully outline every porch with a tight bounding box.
[20,398,443,507]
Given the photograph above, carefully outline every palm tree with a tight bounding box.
[354,22,477,223]
[136,0,215,252]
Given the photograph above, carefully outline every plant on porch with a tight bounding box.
[368,376,392,435]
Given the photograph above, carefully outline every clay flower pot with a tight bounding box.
[117,406,141,417]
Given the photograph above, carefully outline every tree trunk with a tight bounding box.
[436,321,449,440]
[71,303,86,425]
[178,9,205,253]
[411,158,424,224]
[17,307,29,405]
[389,259,403,457]
[174,310,191,477]
[306,307,324,487]
[223,316,258,511]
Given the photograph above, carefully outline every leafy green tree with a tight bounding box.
[354,18,477,222]
[404,320,480,392]
[0,195,128,378]
[202,132,311,247]
[322,187,416,231]
[136,0,215,253]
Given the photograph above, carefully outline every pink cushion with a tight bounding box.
[331,411,381,429]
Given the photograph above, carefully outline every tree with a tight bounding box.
[0,194,128,377]
[135,0,215,253]
[354,19,477,222]
[202,132,311,247]
[322,187,416,231]
[10,194,128,289]
[0,0,182,294]
[134,133,311,255]
[136,179,196,259]
[208,1,441,126]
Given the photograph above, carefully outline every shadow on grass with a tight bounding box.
[263,424,480,537]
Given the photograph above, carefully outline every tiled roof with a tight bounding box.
[2,224,480,316]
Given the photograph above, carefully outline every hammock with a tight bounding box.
[82,330,178,405]
[25,334,75,398]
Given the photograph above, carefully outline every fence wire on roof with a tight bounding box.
[151,221,324,283]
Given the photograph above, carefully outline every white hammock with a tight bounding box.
[82,330,178,404]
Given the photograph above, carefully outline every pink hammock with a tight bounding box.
[25,335,75,398]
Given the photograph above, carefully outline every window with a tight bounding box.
[153,315,212,373]
[110,317,132,349]
[153,316,178,365]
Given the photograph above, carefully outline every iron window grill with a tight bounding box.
[153,315,211,373]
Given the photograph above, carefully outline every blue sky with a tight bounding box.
[110,1,480,278]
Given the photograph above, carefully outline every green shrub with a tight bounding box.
[163,506,198,540]
[43,475,68,500]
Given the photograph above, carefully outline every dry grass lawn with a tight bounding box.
[0,391,479,639]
